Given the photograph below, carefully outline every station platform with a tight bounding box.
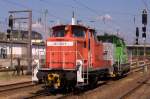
[0,71,31,86]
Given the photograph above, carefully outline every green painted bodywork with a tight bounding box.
[97,34,128,64]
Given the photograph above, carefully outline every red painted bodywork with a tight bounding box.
[45,25,111,71]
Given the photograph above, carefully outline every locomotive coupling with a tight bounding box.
[109,72,116,77]
[47,73,61,89]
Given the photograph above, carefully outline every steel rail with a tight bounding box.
[0,81,34,93]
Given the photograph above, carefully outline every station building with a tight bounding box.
[0,30,45,68]
[127,44,150,57]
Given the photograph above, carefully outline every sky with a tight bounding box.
[0,0,150,44]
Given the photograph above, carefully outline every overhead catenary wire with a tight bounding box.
[39,0,76,9]
[72,0,123,30]
[39,0,140,25]
[73,0,102,16]
[39,0,81,23]
[72,0,141,29]
[73,0,143,26]
[1,0,68,22]
[73,0,139,16]
[0,0,146,32]
[72,0,142,43]
[39,0,100,26]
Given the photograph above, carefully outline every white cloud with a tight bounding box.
[96,14,112,21]
[104,14,112,20]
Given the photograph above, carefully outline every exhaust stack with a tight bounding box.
[72,11,76,25]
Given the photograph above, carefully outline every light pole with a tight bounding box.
[44,9,48,39]
[8,14,13,68]
[49,20,55,37]
[142,9,148,72]
[28,11,32,74]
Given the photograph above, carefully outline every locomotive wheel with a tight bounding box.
[38,79,43,84]
[89,76,98,88]
[60,79,76,93]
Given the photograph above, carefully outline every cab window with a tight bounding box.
[72,27,85,37]
[53,28,65,37]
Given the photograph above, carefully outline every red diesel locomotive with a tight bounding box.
[37,24,114,89]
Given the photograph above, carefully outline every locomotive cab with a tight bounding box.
[51,25,86,38]
[45,25,87,70]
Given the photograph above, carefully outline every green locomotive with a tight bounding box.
[97,34,130,77]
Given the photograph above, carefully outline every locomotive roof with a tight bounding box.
[97,34,125,45]
[52,24,87,30]
[88,28,95,32]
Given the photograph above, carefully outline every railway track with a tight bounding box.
[23,82,106,99]
[22,61,150,99]
[59,68,150,99]
[117,61,150,99]
[0,81,34,93]
[0,60,148,99]
[24,79,115,99]
[23,90,50,99]
[23,86,81,99]
[56,62,150,99]
[119,75,150,99]
[24,88,89,99]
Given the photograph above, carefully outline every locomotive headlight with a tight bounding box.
[47,73,61,89]
[48,74,54,80]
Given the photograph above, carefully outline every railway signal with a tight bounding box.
[136,27,139,37]
[8,14,14,70]
[142,9,148,73]
[135,27,139,45]
[142,26,146,40]
[8,15,13,28]
[135,38,138,45]
[7,29,11,39]
[142,32,146,39]
[142,26,146,33]
[142,9,147,25]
